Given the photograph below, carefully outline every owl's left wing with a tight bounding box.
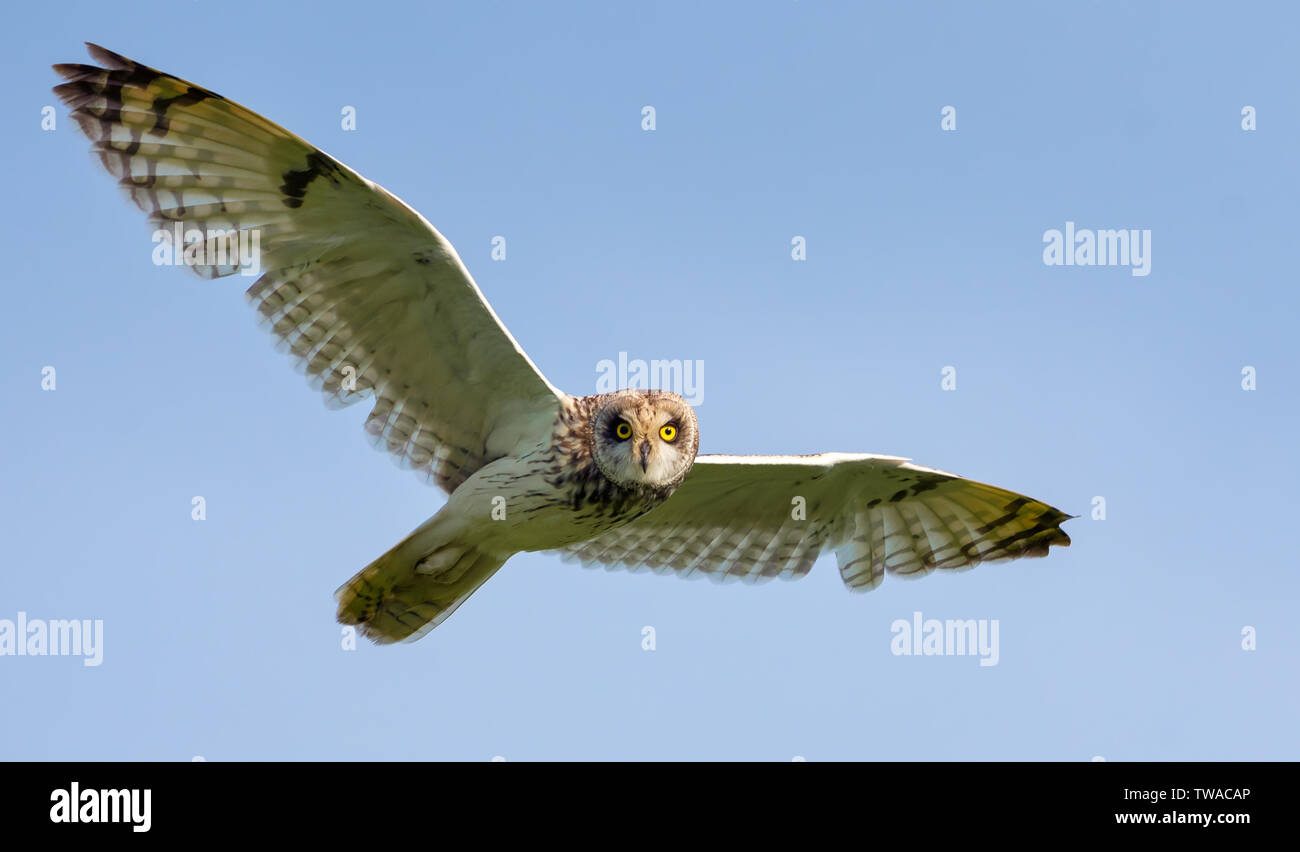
[52,44,565,493]
[558,453,1072,590]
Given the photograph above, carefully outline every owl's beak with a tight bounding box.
[638,440,650,472]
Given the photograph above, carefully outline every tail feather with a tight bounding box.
[336,523,506,644]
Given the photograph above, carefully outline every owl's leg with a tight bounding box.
[335,513,511,644]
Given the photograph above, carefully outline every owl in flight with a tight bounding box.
[54,44,1072,643]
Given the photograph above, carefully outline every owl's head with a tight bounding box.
[590,390,699,490]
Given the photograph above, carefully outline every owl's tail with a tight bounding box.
[335,518,508,644]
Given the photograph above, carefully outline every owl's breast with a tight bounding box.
[531,455,673,548]
[447,446,672,554]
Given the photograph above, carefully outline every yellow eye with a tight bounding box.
[615,422,632,440]
[659,424,678,442]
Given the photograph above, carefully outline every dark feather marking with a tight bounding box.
[151,85,216,134]
[280,150,342,208]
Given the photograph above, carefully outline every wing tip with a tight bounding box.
[83,42,130,69]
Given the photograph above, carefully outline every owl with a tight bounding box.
[53,44,1072,643]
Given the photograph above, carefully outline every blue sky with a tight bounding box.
[2,0,1296,760]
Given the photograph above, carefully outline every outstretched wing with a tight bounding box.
[53,43,564,492]
[559,453,1072,590]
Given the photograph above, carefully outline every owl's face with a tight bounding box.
[591,390,699,490]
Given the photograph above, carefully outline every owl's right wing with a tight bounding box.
[559,453,1072,590]
[54,43,564,492]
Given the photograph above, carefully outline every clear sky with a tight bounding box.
[2,0,1296,760]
